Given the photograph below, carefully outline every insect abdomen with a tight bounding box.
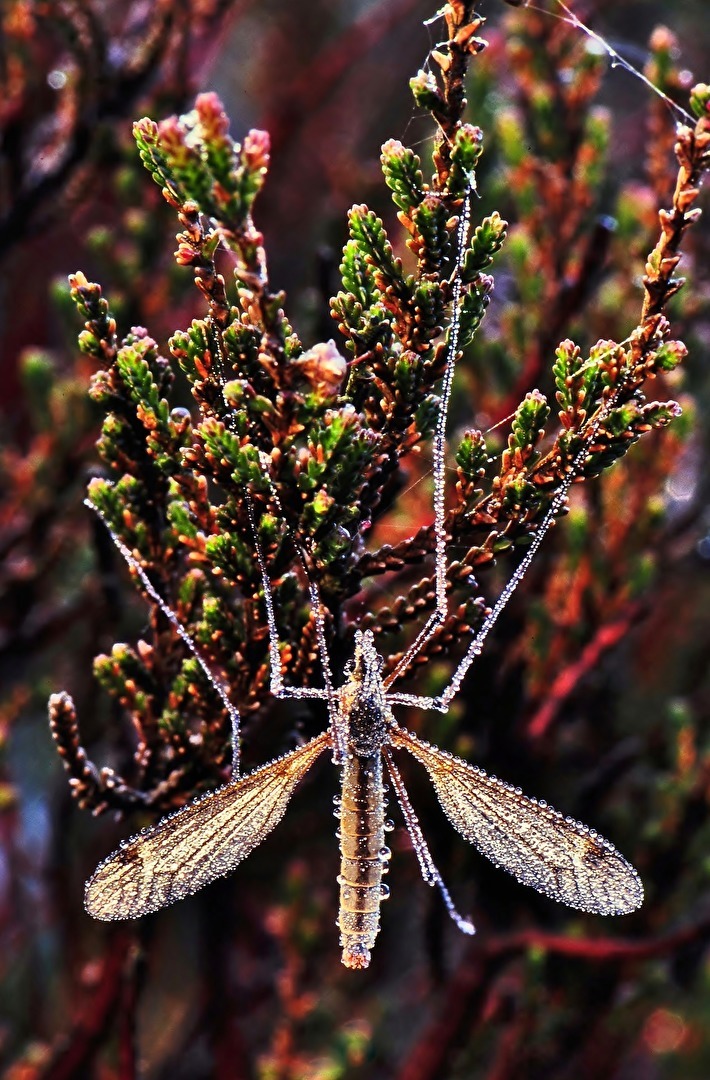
[338,752,388,969]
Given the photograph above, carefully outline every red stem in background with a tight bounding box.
[396,913,710,1080]
[39,933,134,1080]
[526,601,644,740]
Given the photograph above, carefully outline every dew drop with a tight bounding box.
[380,883,391,900]
[384,819,395,832]
[379,846,392,862]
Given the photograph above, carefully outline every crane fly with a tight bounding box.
[85,628,643,969]
[82,170,646,967]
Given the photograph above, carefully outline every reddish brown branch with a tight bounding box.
[396,914,710,1080]
[526,600,644,739]
[36,933,135,1080]
[642,114,710,319]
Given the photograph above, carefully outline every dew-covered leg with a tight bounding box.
[243,489,329,707]
[212,326,332,717]
[384,748,475,936]
[384,193,473,693]
[389,370,630,715]
[432,474,576,712]
[247,456,348,762]
[387,461,592,713]
[87,499,244,775]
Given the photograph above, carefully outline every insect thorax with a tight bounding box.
[337,629,392,757]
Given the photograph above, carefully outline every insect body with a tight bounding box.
[336,642,391,969]
[85,629,643,969]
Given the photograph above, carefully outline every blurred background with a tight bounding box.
[2,1,710,1077]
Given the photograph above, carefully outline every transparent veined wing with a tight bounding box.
[85,731,330,920]
[390,726,643,915]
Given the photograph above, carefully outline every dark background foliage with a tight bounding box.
[2,1,710,1077]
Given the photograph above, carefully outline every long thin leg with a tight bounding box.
[384,188,474,691]
[243,491,328,705]
[384,747,475,936]
[306,575,349,764]
[244,467,347,762]
[387,374,630,714]
[433,472,578,710]
[386,481,572,712]
[87,499,244,776]
[210,323,333,710]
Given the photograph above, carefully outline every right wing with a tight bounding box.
[390,726,643,916]
[85,731,330,920]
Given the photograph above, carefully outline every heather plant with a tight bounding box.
[50,4,708,816]
[2,0,710,1076]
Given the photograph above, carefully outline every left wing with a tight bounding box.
[390,726,643,916]
[85,731,330,920]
